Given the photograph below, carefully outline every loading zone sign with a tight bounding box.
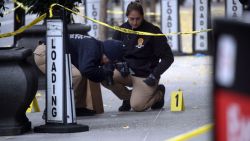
[46,19,64,123]
[161,0,180,52]
[86,0,100,38]
[194,0,209,52]
[226,0,243,18]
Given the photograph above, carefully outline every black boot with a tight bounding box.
[42,109,46,120]
[118,100,131,111]
[76,108,96,116]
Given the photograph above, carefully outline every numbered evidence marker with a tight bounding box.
[170,90,185,111]
[26,96,40,113]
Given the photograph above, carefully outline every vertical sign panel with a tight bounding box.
[86,0,100,38]
[226,0,243,18]
[122,0,134,22]
[193,0,210,53]
[161,0,180,53]
[46,19,64,123]
[0,2,14,48]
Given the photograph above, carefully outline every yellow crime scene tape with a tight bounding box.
[2,0,30,16]
[49,3,212,37]
[107,10,124,15]
[3,5,20,16]
[0,13,46,38]
[0,2,212,39]
[145,12,160,16]
[166,124,213,141]
[12,0,30,11]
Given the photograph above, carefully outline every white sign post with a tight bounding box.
[34,17,88,133]
[85,0,100,38]
[193,0,211,54]
[46,19,64,123]
[161,0,181,54]
[0,2,14,48]
[225,0,243,18]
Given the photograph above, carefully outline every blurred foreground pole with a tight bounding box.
[213,9,250,141]
[98,0,108,40]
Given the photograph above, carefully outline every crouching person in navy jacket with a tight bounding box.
[34,34,126,117]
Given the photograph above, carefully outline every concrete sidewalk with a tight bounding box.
[0,55,213,141]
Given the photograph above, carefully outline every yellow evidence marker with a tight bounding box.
[170,89,185,112]
[26,96,40,113]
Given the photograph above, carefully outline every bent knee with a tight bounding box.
[131,102,147,112]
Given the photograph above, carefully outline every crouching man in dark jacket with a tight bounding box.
[34,34,125,117]
[68,35,125,84]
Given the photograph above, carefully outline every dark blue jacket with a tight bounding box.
[69,34,105,82]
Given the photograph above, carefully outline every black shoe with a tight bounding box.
[118,100,131,111]
[151,84,165,110]
[42,109,46,120]
[76,108,96,116]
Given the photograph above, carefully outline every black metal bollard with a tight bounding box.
[0,47,38,136]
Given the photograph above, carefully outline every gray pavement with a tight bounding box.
[0,56,213,141]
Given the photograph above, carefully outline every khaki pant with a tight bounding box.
[33,44,93,109]
[103,70,162,112]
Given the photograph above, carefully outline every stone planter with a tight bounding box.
[0,47,38,136]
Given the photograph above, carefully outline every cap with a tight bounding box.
[103,40,125,62]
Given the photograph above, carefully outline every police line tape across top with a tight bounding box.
[0,1,213,39]
[2,4,158,16]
